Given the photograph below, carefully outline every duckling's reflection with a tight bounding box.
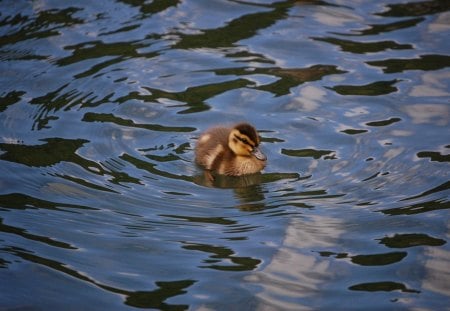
[193,171,265,211]
[194,171,300,211]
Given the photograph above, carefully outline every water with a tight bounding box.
[0,0,449,310]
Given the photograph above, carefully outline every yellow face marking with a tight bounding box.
[229,128,263,158]
[234,134,255,148]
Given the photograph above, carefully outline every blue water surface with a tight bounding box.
[0,0,449,310]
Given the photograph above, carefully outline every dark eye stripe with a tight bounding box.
[234,134,255,147]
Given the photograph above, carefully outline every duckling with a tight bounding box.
[195,122,267,176]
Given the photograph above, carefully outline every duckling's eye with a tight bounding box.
[235,134,255,147]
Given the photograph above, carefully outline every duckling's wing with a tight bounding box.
[195,127,230,169]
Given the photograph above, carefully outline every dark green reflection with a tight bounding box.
[162,215,236,226]
[401,181,450,202]
[0,138,141,190]
[351,252,407,266]
[0,138,91,167]
[121,153,192,182]
[282,148,336,159]
[336,17,425,36]
[214,65,345,96]
[349,281,420,293]
[143,78,251,113]
[273,188,344,201]
[30,84,113,129]
[173,1,291,49]
[367,54,450,73]
[255,65,346,96]
[3,246,195,310]
[0,7,83,48]
[82,112,195,132]
[417,151,450,163]
[140,142,190,164]
[0,91,25,112]
[313,37,412,54]
[340,129,368,135]
[0,192,96,211]
[377,0,450,17]
[56,40,158,68]
[227,49,275,64]
[0,218,76,250]
[117,0,181,16]
[381,198,450,215]
[182,242,261,271]
[125,280,194,310]
[173,0,341,51]
[0,138,115,190]
[51,32,160,79]
[379,233,446,248]
[329,80,399,96]
[366,117,401,127]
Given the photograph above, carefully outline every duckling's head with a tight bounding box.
[228,123,267,161]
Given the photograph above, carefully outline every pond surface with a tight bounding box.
[1,0,449,310]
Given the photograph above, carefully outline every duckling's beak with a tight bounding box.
[252,147,267,161]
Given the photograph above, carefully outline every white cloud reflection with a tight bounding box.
[246,215,345,310]
[402,104,449,126]
[423,245,450,297]
[428,12,450,33]
[312,6,363,27]
[410,71,450,97]
[285,85,326,112]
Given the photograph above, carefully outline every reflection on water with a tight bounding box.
[246,215,346,310]
[0,0,449,310]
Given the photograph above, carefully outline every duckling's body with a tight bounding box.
[195,123,266,176]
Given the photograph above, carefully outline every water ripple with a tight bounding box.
[0,0,449,310]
